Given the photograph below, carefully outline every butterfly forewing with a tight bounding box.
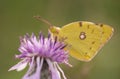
[50,21,114,62]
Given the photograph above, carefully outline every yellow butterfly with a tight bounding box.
[34,16,114,62]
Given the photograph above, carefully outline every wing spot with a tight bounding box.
[79,32,86,40]
[89,47,92,50]
[102,31,104,34]
[92,41,95,44]
[95,23,103,27]
[79,22,82,27]
[84,53,91,59]
[95,23,99,25]
[85,52,88,55]
[100,24,103,27]
[87,25,90,29]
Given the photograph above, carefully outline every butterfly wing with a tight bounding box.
[58,21,113,62]
[96,24,114,45]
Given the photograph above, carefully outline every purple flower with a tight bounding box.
[9,32,71,79]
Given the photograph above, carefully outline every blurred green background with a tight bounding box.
[0,0,120,79]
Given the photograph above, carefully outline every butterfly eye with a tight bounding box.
[79,32,86,40]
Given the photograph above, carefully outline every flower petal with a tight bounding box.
[22,57,43,79]
[55,63,67,79]
[46,59,61,79]
[8,59,28,71]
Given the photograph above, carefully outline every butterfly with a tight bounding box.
[34,16,114,62]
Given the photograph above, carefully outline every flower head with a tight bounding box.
[9,32,70,79]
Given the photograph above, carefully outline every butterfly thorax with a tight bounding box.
[49,26,66,42]
[49,26,61,36]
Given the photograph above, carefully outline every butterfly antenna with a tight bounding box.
[33,16,53,28]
